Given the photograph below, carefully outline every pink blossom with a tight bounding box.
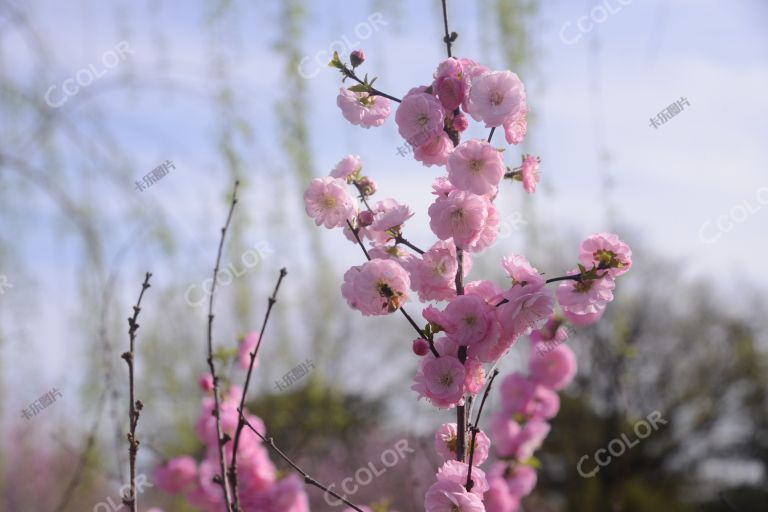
[413,338,430,356]
[412,355,466,409]
[484,477,521,512]
[529,385,560,419]
[424,479,485,512]
[513,419,551,461]
[501,253,542,286]
[433,58,466,110]
[467,70,526,128]
[414,131,454,167]
[556,272,615,315]
[466,202,500,253]
[350,49,365,67]
[336,88,391,128]
[503,106,528,145]
[520,155,540,194]
[499,372,537,416]
[453,112,469,132]
[304,177,356,229]
[330,154,362,181]
[247,474,309,512]
[490,412,522,458]
[528,344,577,391]
[469,428,492,466]
[498,283,554,339]
[432,176,456,198]
[409,240,463,301]
[443,294,499,346]
[530,317,569,346]
[463,356,487,395]
[154,456,197,494]
[428,190,490,250]
[579,232,633,277]
[435,422,461,461]
[199,374,214,392]
[370,198,414,236]
[423,305,454,333]
[437,460,489,496]
[368,243,416,266]
[341,259,410,316]
[563,307,605,326]
[459,58,491,112]
[465,279,505,303]
[239,331,260,370]
[447,139,505,196]
[395,91,445,146]
[488,462,537,498]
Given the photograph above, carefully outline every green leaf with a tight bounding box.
[328,51,343,69]
[347,84,369,93]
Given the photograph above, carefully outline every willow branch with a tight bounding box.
[229,267,288,510]
[242,418,365,512]
[206,180,240,512]
[120,272,152,512]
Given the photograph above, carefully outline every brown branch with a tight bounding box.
[206,180,241,512]
[229,267,288,510]
[487,127,496,143]
[120,272,152,511]
[465,368,500,491]
[242,418,365,512]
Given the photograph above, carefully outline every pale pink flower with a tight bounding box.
[435,422,461,461]
[498,283,554,339]
[412,355,466,409]
[341,259,410,316]
[556,272,615,315]
[395,91,445,146]
[503,106,528,145]
[520,155,540,194]
[530,316,569,347]
[484,477,521,512]
[410,240,462,301]
[423,305,454,333]
[336,88,391,128]
[465,279,505,303]
[239,331,260,370]
[424,479,485,512]
[428,190,490,250]
[330,154,362,181]
[467,70,526,128]
[470,428,492,466]
[448,139,505,196]
[491,412,522,458]
[513,419,551,461]
[529,385,560,419]
[443,294,499,346]
[304,177,356,229]
[414,130,454,167]
[579,232,633,277]
[463,356,487,395]
[154,456,197,494]
[528,344,577,391]
[437,460,489,497]
[488,462,537,498]
[368,243,416,266]
[370,198,413,235]
[432,176,456,198]
[499,372,537,416]
[563,307,605,326]
[466,202,500,253]
[501,253,542,286]
[459,58,491,112]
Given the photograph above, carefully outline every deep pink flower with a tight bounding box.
[199,374,214,392]
[341,259,410,316]
[336,88,391,128]
[428,190,490,250]
[556,271,615,315]
[304,176,356,229]
[579,232,633,277]
[448,139,505,196]
[528,344,577,391]
[330,154,362,181]
[425,479,485,512]
[467,70,526,128]
[520,155,541,194]
[395,91,445,146]
[433,58,466,110]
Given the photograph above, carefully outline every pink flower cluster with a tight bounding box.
[153,335,309,511]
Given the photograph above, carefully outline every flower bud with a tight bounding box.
[199,374,214,392]
[452,112,469,132]
[358,210,374,227]
[350,49,366,68]
[357,176,377,197]
[412,338,430,356]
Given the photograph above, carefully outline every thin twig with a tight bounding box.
[242,418,365,512]
[440,0,456,57]
[487,127,496,143]
[341,66,402,103]
[120,272,152,511]
[466,368,500,491]
[229,268,288,510]
[206,180,241,512]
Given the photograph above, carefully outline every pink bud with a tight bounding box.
[350,50,366,68]
[453,113,469,132]
[412,338,430,356]
[358,210,374,227]
[199,374,214,392]
[357,176,377,197]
